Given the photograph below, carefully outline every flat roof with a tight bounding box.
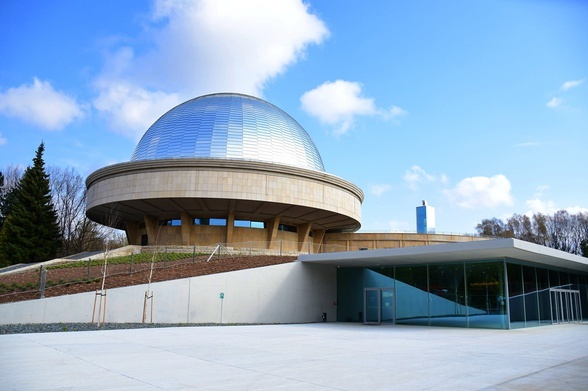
[300,238,588,273]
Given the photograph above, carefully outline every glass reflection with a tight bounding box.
[579,275,588,320]
[395,266,429,325]
[523,266,540,326]
[549,270,560,288]
[560,272,571,288]
[536,268,551,324]
[466,262,507,329]
[337,262,585,329]
[507,263,525,327]
[429,264,466,327]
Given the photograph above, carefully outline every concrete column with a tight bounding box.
[297,223,312,252]
[125,221,139,245]
[180,212,192,245]
[143,214,158,246]
[267,215,281,249]
[312,229,326,253]
[226,212,235,245]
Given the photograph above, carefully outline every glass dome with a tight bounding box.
[131,93,325,172]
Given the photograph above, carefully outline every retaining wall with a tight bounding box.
[0,262,337,325]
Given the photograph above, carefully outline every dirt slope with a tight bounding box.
[0,255,297,304]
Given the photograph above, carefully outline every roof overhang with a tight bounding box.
[85,158,363,231]
[300,238,588,273]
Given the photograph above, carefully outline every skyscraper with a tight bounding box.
[416,200,436,234]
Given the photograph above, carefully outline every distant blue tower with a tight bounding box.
[416,200,436,234]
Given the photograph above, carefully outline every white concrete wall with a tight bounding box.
[0,262,337,325]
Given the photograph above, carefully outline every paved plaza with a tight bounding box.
[1,322,587,390]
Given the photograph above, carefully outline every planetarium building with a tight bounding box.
[86,93,364,253]
[3,93,587,330]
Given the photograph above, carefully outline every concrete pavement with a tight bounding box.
[1,322,587,390]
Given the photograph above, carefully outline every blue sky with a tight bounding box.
[0,0,586,234]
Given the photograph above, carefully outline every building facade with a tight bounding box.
[301,239,588,329]
[416,200,435,234]
[86,93,364,253]
[86,93,485,253]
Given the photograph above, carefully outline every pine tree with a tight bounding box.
[0,143,61,265]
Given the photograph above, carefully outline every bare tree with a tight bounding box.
[477,211,588,257]
[48,166,126,256]
[49,166,87,256]
[2,163,126,258]
[0,165,24,229]
[532,213,549,247]
[547,210,572,253]
[476,218,511,238]
[1,164,24,189]
[506,214,534,243]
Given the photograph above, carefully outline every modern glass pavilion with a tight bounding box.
[300,239,588,329]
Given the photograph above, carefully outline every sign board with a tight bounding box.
[220,293,225,299]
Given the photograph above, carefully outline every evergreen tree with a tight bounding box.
[0,143,61,265]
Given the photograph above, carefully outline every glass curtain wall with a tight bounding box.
[507,263,524,328]
[536,268,551,325]
[466,262,507,329]
[580,275,588,318]
[395,265,428,325]
[337,259,587,330]
[523,266,540,326]
[341,260,508,329]
[428,264,467,327]
[505,261,588,328]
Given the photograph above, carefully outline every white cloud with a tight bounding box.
[148,0,328,93]
[0,78,84,130]
[370,184,391,196]
[0,133,6,146]
[544,79,585,111]
[546,97,562,108]
[94,0,329,138]
[560,79,584,91]
[443,174,514,209]
[525,198,557,215]
[93,80,181,140]
[403,165,436,190]
[300,80,376,135]
[566,206,588,214]
[383,105,408,120]
[525,198,588,216]
[300,80,407,135]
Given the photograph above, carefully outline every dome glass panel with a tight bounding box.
[131,93,325,172]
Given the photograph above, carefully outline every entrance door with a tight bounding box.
[364,288,394,324]
[550,288,583,323]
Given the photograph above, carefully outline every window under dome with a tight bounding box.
[131,93,325,172]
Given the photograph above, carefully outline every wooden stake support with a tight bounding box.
[142,291,154,324]
[92,289,107,326]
